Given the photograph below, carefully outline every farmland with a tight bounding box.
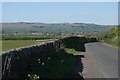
[2,40,41,51]
[2,39,57,51]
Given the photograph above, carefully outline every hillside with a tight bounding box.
[1,22,114,35]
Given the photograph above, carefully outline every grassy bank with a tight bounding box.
[103,37,120,47]
[102,25,120,47]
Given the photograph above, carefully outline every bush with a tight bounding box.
[61,36,97,51]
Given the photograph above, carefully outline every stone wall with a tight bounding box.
[1,37,97,79]
[2,40,62,79]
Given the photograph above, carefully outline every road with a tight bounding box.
[82,42,118,78]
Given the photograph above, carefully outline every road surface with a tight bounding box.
[82,42,118,78]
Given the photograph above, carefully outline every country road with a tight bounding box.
[82,42,118,78]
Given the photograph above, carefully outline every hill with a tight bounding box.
[1,22,114,35]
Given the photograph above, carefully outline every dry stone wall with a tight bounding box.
[1,37,97,79]
[2,40,62,79]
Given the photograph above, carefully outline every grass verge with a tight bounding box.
[64,48,80,54]
[103,37,120,47]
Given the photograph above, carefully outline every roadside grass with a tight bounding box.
[101,25,120,47]
[64,48,80,54]
[104,37,120,47]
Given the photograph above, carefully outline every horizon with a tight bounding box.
[0,22,116,25]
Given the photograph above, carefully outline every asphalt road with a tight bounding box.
[83,42,118,78]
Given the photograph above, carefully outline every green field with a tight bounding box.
[2,35,56,40]
[2,40,41,51]
[2,39,56,51]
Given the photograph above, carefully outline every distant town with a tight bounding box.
[2,31,85,37]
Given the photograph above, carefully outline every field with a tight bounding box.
[2,39,56,51]
[2,40,41,51]
[2,35,56,40]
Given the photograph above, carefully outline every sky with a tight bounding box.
[1,2,118,25]
[1,0,119,2]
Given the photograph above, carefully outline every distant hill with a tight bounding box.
[1,22,114,34]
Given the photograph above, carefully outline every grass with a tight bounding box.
[2,35,57,40]
[101,25,120,47]
[2,40,40,51]
[2,39,54,51]
[64,48,80,54]
[104,37,120,47]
